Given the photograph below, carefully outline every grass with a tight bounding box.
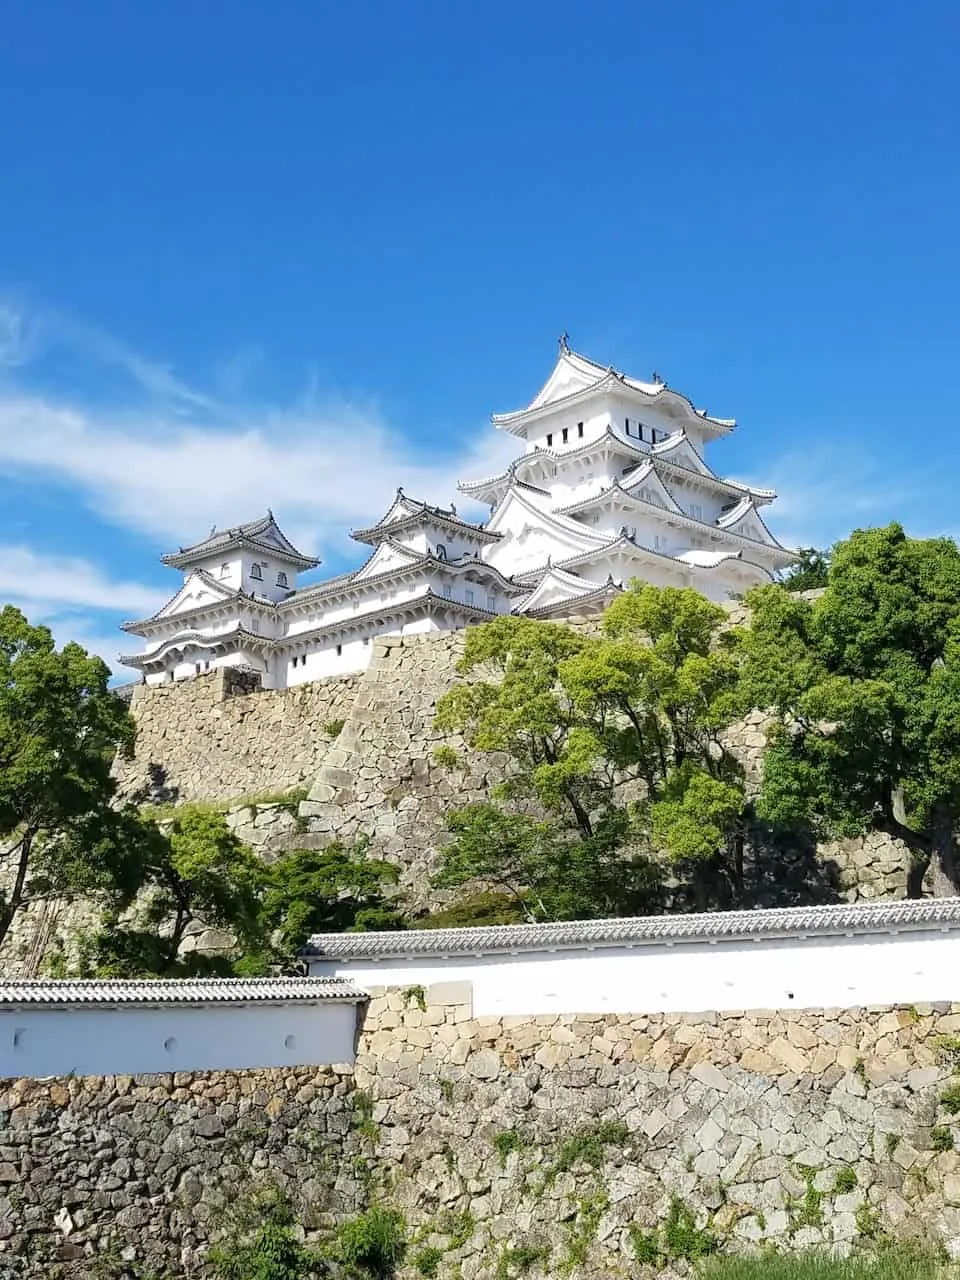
[699,1245,950,1279]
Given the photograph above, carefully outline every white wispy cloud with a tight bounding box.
[744,443,939,551]
[0,391,517,560]
[0,547,168,676]
[0,546,166,617]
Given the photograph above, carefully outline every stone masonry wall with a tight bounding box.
[4,991,960,1277]
[113,667,361,804]
[300,633,506,902]
[108,627,911,917]
[300,631,912,909]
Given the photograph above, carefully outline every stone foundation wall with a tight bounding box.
[108,627,910,918]
[300,632,506,900]
[4,992,960,1276]
[113,667,361,804]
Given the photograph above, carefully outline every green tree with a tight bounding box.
[86,806,270,975]
[780,545,831,592]
[740,523,960,897]
[0,606,143,948]
[255,841,405,963]
[433,588,748,917]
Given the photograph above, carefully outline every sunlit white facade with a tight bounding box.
[120,341,794,687]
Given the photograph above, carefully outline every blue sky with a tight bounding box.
[1,0,959,673]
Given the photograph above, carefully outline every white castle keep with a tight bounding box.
[121,341,796,689]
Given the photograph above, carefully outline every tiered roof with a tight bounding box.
[161,513,319,571]
[351,490,499,546]
[460,428,776,510]
[491,341,736,439]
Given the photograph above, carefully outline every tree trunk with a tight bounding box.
[0,831,34,950]
[928,804,959,898]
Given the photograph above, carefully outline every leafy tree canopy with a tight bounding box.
[433,587,749,919]
[82,805,271,976]
[255,840,405,961]
[779,546,831,592]
[0,605,143,947]
[81,821,405,977]
[740,523,960,896]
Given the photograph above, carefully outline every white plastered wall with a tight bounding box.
[0,1001,358,1077]
[307,928,960,1018]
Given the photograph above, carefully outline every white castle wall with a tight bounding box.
[306,909,960,1018]
[0,999,358,1078]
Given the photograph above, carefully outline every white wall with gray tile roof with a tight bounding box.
[304,898,960,1018]
[0,978,364,1078]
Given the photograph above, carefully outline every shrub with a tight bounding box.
[834,1166,858,1194]
[210,1187,319,1280]
[662,1196,716,1261]
[324,719,345,738]
[414,1246,444,1277]
[941,1082,960,1115]
[336,1206,406,1279]
[494,1242,548,1279]
[432,745,460,769]
[931,1125,955,1152]
[545,1119,628,1184]
[493,1129,525,1166]
[700,1243,947,1278]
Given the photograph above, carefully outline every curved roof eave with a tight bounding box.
[120,625,276,668]
[491,348,735,437]
[120,571,261,633]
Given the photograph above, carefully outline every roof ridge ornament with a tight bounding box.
[558,330,570,355]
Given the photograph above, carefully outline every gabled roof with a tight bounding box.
[511,531,685,585]
[120,623,278,669]
[491,343,735,439]
[484,483,612,554]
[120,569,256,635]
[280,539,523,612]
[302,898,960,961]
[459,426,769,510]
[717,498,790,551]
[161,512,319,571]
[351,540,424,581]
[652,431,775,505]
[351,490,499,546]
[277,588,509,649]
[515,566,622,619]
[520,579,623,620]
[676,548,743,569]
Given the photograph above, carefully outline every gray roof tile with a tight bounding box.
[303,899,960,961]
[0,977,363,1006]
